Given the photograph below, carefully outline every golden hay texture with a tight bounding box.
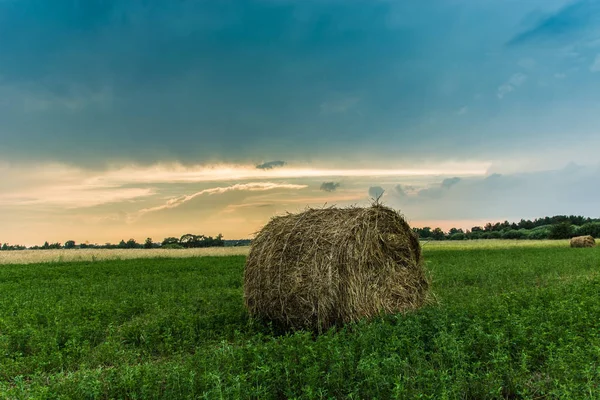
[243,204,429,331]
[570,235,596,248]
[0,247,250,265]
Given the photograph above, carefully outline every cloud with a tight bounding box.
[508,1,599,46]
[395,184,408,197]
[320,182,341,192]
[84,163,489,187]
[441,177,461,188]
[368,186,385,199]
[134,182,307,218]
[497,73,527,99]
[2,0,600,176]
[388,164,600,222]
[417,176,461,198]
[590,54,600,71]
[0,186,155,208]
[417,187,443,199]
[256,161,286,170]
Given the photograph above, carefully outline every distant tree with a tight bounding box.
[125,238,138,249]
[528,229,549,240]
[42,241,50,250]
[549,222,574,240]
[64,240,76,249]
[416,227,432,239]
[118,240,127,249]
[180,234,197,248]
[162,237,179,246]
[519,219,534,230]
[431,228,445,241]
[489,231,502,239]
[450,232,466,240]
[144,238,153,249]
[576,222,600,238]
[502,230,525,240]
[162,243,184,249]
[448,228,464,235]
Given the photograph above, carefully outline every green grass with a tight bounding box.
[1,243,599,399]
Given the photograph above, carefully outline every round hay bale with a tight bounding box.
[243,204,429,331]
[570,235,596,248]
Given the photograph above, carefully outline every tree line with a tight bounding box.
[0,233,232,251]
[413,215,600,241]
[2,215,599,250]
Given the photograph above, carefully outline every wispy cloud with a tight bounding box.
[86,163,490,187]
[507,1,598,46]
[497,73,527,99]
[0,186,155,208]
[133,182,308,219]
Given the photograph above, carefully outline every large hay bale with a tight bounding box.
[243,204,429,331]
[570,235,596,248]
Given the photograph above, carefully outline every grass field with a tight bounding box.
[0,240,572,265]
[0,247,251,265]
[1,241,599,399]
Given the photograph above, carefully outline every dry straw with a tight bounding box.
[243,203,429,331]
[570,235,596,248]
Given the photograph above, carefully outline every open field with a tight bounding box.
[0,246,251,265]
[0,240,573,265]
[1,242,599,398]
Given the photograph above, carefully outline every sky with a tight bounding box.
[1,0,600,245]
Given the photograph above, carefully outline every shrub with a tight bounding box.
[549,222,574,240]
[502,230,525,240]
[449,233,466,241]
[576,222,600,238]
[161,243,184,249]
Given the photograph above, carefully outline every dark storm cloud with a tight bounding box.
[2,0,600,167]
[256,161,286,170]
[320,182,340,192]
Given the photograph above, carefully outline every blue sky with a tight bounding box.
[1,0,600,244]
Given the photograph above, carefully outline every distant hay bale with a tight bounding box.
[570,235,596,248]
[243,204,429,331]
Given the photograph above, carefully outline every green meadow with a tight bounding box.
[1,242,599,399]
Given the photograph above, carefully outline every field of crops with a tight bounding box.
[1,241,599,399]
[0,240,572,265]
[0,246,251,265]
